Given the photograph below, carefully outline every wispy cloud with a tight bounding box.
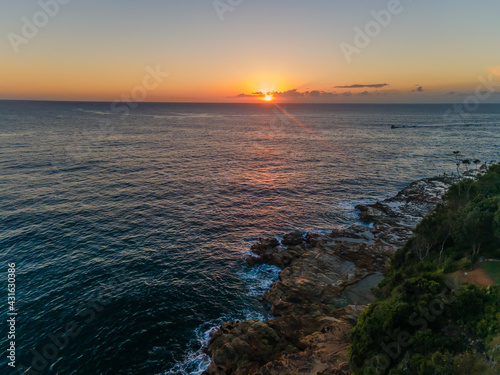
[230,93,264,98]
[335,83,389,89]
[273,89,340,98]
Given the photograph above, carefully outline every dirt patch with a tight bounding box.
[480,260,500,285]
[447,268,496,288]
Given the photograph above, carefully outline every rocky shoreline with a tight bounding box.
[202,176,454,375]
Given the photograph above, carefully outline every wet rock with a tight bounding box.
[247,237,307,268]
[305,232,323,247]
[356,177,452,230]
[250,237,280,253]
[204,320,285,375]
[246,237,282,267]
[282,232,304,246]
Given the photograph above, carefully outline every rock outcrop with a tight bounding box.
[356,176,452,248]
[203,176,452,375]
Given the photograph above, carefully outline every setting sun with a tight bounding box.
[264,94,273,101]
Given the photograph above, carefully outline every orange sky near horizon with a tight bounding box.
[1,1,499,103]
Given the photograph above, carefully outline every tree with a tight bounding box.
[412,235,432,260]
[462,159,471,171]
[473,159,481,172]
[453,151,461,177]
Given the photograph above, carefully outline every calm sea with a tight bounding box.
[1,101,499,374]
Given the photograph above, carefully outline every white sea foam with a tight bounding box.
[76,108,225,119]
[76,108,117,116]
[240,264,281,297]
[163,310,270,375]
[330,199,374,227]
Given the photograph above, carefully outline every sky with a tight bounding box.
[1,0,499,103]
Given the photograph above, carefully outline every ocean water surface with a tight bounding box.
[0,101,499,374]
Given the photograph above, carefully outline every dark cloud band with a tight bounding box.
[335,83,389,89]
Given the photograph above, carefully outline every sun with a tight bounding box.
[259,89,274,101]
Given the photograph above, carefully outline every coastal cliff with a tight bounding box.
[202,176,454,375]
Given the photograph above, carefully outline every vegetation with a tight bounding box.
[349,164,500,374]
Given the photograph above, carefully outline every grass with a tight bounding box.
[480,261,500,285]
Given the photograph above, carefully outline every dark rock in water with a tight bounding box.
[203,320,284,375]
[251,237,280,253]
[247,237,281,266]
[281,232,303,246]
[247,237,306,268]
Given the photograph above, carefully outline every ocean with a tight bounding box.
[1,101,499,374]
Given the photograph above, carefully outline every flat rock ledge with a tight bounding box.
[203,176,452,375]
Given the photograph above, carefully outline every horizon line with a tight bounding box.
[2,99,498,106]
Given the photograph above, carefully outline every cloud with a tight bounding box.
[231,86,393,100]
[273,89,305,98]
[447,91,470,96]
[229,92,265,98]
[231,89,346,99]
[230,82,395,100]
[412,86,424,93]
[335,83,389,89]
[275,89,343,98]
